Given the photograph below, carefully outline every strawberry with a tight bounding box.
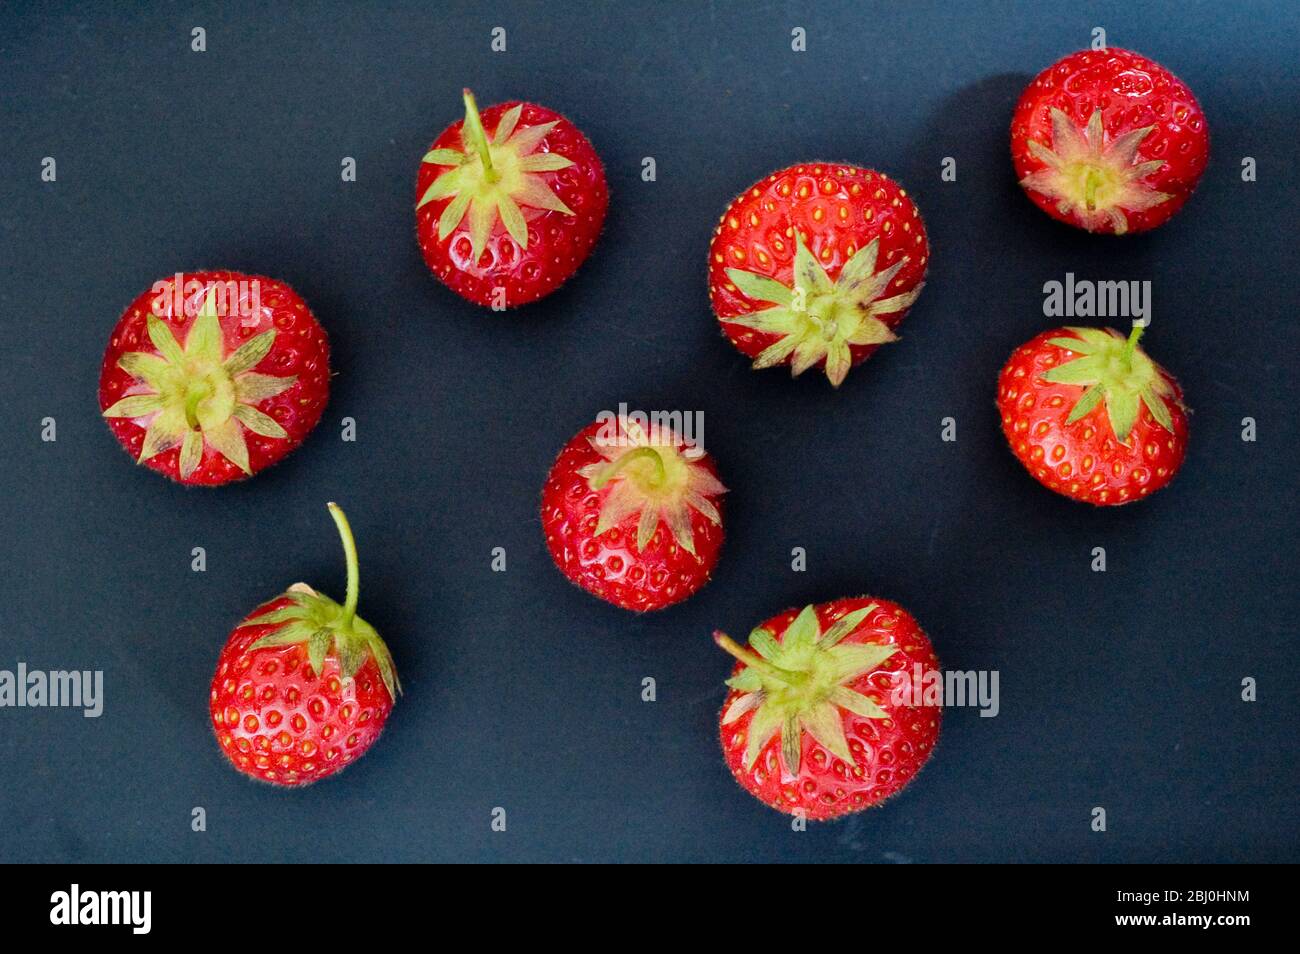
[1011,48,1209,234]
[210,503,399,786]
[997,325,1189,505]
[542,415,726,611]
[99,271,329,485]
[715,597,940,821]
[415,89,608,307]
[708,163,928,386]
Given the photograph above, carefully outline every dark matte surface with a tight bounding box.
[1,0,1297,863]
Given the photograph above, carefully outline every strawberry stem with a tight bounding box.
[461,88,497,184]
[1084,168,1102,211]
[713,631,806,686]
[182,378,215,430]
[590,446,666,490]
[327,502,360,630]
[1122,322,1144,368]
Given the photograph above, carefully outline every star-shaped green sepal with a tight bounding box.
[240,504,400,703]
[418,89,576,260]
[723,235,923,386]
[575,418,726,556]
[102,286,295,478]
[1021,108,1170,234]
[716,603,896,776]
[1041,325,1177,444]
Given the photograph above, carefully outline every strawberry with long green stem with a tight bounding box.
[210,503,399,786]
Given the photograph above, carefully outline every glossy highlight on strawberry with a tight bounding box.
[99,271,329,485]
[416,90,608,307]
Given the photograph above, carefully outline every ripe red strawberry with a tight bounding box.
[708,163,928,387]
[1011,48,1209,234]
[716,597,941,821]
[415,89,608,307]
[210,503,399,786]
[998,325,1189,505]
[542,415,726,611]
[99,271,329,485]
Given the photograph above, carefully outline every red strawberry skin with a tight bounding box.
[1011,48,1209,233]
[709,163,928,372]
[998,328,1189,505]
[542,421,725,612]
[210,596,393,787]
[98,271,329,485]
[415,100,608,307]
[720,598,941,821]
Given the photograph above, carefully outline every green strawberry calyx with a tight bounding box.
[101,286,295,478]
[575,418,726,557]
[1021,108,1170,235]
[240,503,400,702]
[1042,324,1177,444]
[723,235,923,387]
[417,89,576,260]
[717,603,896,777]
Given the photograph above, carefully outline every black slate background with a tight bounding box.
[0,0,1296,863]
